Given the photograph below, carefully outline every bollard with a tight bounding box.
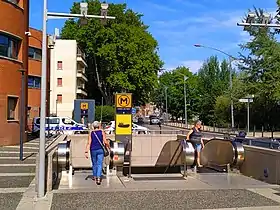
[253,125,256,137]
[262,126,264,137]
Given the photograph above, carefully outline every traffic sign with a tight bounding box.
[80,102,88,110]
[132,108,136,115]
[116,93,132,108]
[239,98,253,103]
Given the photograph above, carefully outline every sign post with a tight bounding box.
[239,95,254,133]
[115,93,132,143]
[115,93,132,177]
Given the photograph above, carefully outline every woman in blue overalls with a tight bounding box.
[186,120,205,167]
[85,121,109,185]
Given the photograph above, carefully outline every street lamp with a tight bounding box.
[177,72,188,127]
[237,12,276,27]
[38,0,115,198]
[165,86,168,121]
[194,44,237,129]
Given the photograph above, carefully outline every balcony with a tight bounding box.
[77,47,87,67]
[77,85,87,96]
[77,69,88,82]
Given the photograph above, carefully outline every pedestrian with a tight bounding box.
[186,120,205,167]
[85,121,110,185]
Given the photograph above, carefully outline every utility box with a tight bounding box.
[74,99,95,125]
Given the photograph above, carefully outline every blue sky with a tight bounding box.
[30,0,278,72]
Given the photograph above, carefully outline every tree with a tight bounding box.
[238,7,280,129]
[95,105,114,122]
[61,0,163,105]
[153,67,199,121]
[197,56,231,125]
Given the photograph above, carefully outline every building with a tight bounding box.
[0,0,29,146]
[49,40,88,118]
[27,27,50,131]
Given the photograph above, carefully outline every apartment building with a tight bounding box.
[49,40,88,118]
[0,0,29,145]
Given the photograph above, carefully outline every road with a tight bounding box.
[144,123,226,139]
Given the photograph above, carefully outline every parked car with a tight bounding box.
[104,121,150,134]
[32,116,87,136]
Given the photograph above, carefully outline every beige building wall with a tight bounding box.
[50,40,87,117]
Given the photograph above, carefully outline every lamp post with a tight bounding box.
[165,86,168,121]
[18,69,25,161]
[177,72,188,127]
[194,44,237,129]
[38,1,116,198]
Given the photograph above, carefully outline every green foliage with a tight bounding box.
[61,0,163,105]
[237,6,280,128]
[153,66,199,121]
[95,105,115,122]
[197,56,231,125]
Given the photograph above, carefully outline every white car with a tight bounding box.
[132,123,150,134]
[104,121,150,134]
[104,121,115,134]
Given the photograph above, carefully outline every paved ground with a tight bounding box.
[51,189,278,210]
[0,138,42,210]
[1,136,280,209]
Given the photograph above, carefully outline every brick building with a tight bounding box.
[27,27,50,131]
[0,0,29,146]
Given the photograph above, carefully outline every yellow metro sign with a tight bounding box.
[116,93,132,108]
[80,102,88,110]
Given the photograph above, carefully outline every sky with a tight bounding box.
[30,0,278,73]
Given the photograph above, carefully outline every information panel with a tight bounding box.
[115,114,132,135]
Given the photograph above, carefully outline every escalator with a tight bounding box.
[197,139,244,173]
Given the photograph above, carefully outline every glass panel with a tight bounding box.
[47,118,60,124]
[35,48,42,60]
[10,39,18,59]
[28,47,35,58]
[34,77,41,88]
[0,35,8,57]
[7,97,18,120]
[7,0,19,4]
[28,76,34,87]
[57,61,62,70]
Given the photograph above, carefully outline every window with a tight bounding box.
[62,118,75,125]
[6,0,20,4]
[28,47,42,60]
[36,117,60,125]
[0,34,20,59]
[27,106,31,118]
[57,94,62,103]
[7,96,18,120]
[57,61,63,70]
[28,76,41,88]
[57,78,62,87]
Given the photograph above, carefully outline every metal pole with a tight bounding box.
[19,70,25,161]
[229,58,234,129]
[247,100,250,134]
[100,97,103,122]
[165,87,168,121]
[38,0,47,198]
[184,76,187,127]
[55,100,57,116]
